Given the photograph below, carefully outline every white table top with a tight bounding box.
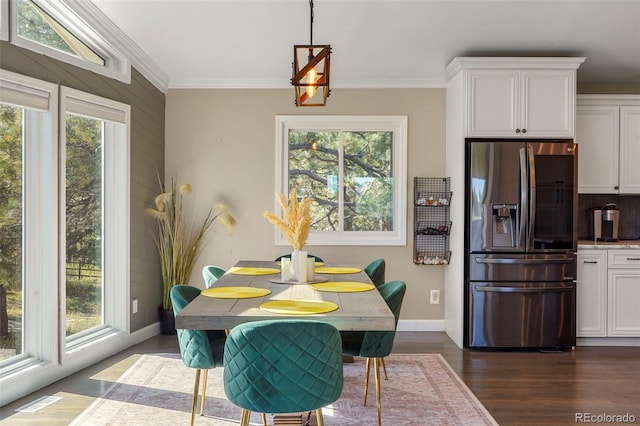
[175,260,395,331]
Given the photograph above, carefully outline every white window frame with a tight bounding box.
[0,0,9,41]
[60,86,130,356]
[0,71,131,405]
[0,68,58,369]
[9,0,130,84]
[275,115,407,246]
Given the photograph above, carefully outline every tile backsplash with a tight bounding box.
[578,194,640,240]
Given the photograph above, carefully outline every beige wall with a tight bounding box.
[165,88,447,323]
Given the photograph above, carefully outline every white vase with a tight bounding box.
[290,249,308,282]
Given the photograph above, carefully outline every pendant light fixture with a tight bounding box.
[291,0,331,107]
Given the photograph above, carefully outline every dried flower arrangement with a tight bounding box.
[147,176,235,310]
[262,189,312,250]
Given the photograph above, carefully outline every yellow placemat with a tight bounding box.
[314,266,362,274]
[311,282,375,293]
[201,287,271,299]
[228,266,280,276]
[259,300,339,315]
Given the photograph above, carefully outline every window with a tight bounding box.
[0,69,58,368]
[60,87,130,353]
[275,116,407,246]
[16,0,104,66]
[0,71,130,397]
[9,0,130,83]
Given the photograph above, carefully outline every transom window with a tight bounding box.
[16,0,105,66]
[6,0,130,83]
[275,116,407,246]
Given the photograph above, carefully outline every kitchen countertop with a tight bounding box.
[578,239,640,249]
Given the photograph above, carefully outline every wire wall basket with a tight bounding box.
[414,177,451,265]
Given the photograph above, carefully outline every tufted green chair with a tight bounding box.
[274,254,324,263]
[202,265,226,288]
[171,284,227,426]
[364,258,386,288]
[223,319,344,426]
[340,280,407,426]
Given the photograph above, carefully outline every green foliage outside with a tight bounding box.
[288,130,393,231]
[0,104,103,359]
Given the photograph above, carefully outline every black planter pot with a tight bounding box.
[158,307,177,335]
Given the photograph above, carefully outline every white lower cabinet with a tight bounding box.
[577,250,607,337]
[607,250,640,336]
[577,248,640,339]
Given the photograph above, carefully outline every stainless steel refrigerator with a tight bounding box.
[465,139,578,349]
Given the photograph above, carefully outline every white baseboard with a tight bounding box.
[577,337,640,347]
[397,320,445,332]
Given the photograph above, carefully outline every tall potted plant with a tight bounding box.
[147,176,235,334]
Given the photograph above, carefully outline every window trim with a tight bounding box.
[59,86,130,357]
[9,0,131,84]
[0,69,59,369]
[275,115,407,246]
[0,71,133,406]
[0,0,8,41]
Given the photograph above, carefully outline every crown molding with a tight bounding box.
[446,56,587,80]
[168,77,447,90]
[68,0,169,93]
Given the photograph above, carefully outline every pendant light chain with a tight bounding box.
[309,0,314,45]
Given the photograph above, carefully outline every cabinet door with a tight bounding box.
[467,70,519,137]
[576,106,620,193]
[576,250,607,337]
[619,106,640,194]
[520,70,575,137]
[607,269,640,337]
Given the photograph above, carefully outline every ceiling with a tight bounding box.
[90,0,640,90]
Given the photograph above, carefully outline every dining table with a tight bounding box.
[175,260,396,331]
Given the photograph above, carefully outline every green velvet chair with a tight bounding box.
[274,253,324,263]
[171,284,227,426]
[223,319,344,426]
[202,265,226,288]
[364,258,386,288]
[340,280,407,426]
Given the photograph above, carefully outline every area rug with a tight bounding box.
[70,353,497,426]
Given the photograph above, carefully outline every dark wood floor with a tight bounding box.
[1,332,639,425]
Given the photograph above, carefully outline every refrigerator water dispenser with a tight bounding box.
[491,204,518,248]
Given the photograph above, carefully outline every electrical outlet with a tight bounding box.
[430,290,440,304]
[132,299,138,314]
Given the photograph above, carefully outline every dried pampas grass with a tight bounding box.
[263,190,312,250]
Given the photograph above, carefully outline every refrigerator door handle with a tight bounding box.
[475,257,575,265]
[519,147,527,250]
[527,145,536,251]
[475,257,574,264]
[475,285,573,293]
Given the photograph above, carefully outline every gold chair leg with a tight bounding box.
[316,408,324,426]
[200,369,209,416]
[191,369,201,426]
[381,357,388,380]
[363,357,372,406]
[240,408,251,426]
[374,358,382,426]
[261,412,267,426]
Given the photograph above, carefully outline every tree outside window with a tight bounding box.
[276,116,407,246]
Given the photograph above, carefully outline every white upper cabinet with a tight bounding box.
[619,106,640,193]
[576,96,640,194]
[467,68,576,137]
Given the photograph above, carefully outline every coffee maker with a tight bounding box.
[593,203,620,242]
